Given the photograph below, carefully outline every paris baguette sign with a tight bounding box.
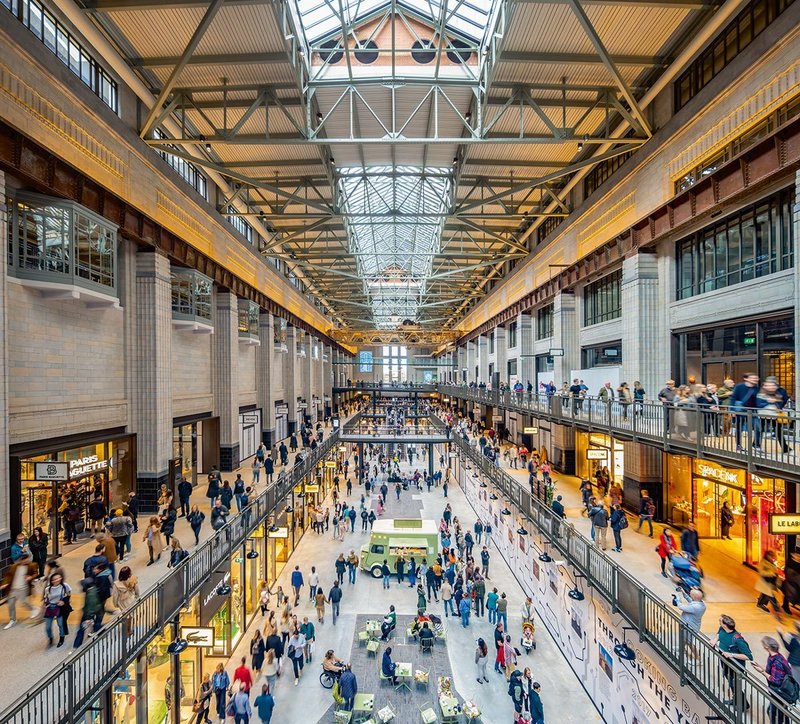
[769,514,800,535]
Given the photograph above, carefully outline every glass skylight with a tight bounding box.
[337,165,452,326]
[294,0,495,44]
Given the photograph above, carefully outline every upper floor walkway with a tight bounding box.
[438,384,800,481]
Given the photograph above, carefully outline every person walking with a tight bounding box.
[251,629,266,675]
[529,681,545,724]
[187,505,205,545]
[263,651,278,695]
[381,559,391,589]
[636,490,655,537]
[308,565,319,601]
[496,592,508,630]
[590,500,609,551]
[395,555,405,586]
[233,656,254,694]
[2,554,38,628]
[340,664,358,711]
[315,587,326,623]
[210,499,230,531]
[74,576,103,648]
[229,682,253,724]
[474,576,486,618]
[29,528,49,579]
[757,550,783,618]
[475,638,489,683]
[291,565,304,606]
[160,504,177,547]
[347,550,358,584]
[441,579,455,617]
[335,554,346,585]
[287,627,306,685]
[779,625,800,683]
[111,565,140,612]
[211,663,230,722]
[253,684,275,724]
[192,673,213,724]
[178,477,193,518]
[681,521,700,560]
[657,527,677,578]
[459,595,471,627]
[42,571,71,648]
[299,616,315,663]
[127,491,139,533]
[481,546,490,579]
[143,517,164,566]
[328,581,343,625]
[610,504,627,552]
[752,636,794,724]
[502,634,517,679]
[487,587,499,624]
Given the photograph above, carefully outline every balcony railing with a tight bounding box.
[0,432,340,724]
[431,414,799,724]
[438,385,800,478]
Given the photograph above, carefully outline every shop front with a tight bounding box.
[198,556,244,660]
[238,407,262,461]
[10,431,137,557]
[575,431,624,485]
[665,455,787,568]
[172,414,219,487]
[274,403,289,443]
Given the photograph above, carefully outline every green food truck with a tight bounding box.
[360,519,439,578]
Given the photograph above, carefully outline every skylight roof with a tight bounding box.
[337,166,452,326]
[295,0,495,44]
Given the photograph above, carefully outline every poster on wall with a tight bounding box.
[460,468,714,724]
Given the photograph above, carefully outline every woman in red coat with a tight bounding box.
[656,527,677,578]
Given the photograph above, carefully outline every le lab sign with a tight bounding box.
[769,514,800,535]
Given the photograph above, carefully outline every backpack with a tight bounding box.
[777,673,800,704]
[619,515,629,530]
[234,479,245,495]
[646,502,656,517]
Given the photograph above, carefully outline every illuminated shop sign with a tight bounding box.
[769,514,800,535]
[693,460,742,486]
[69,455,109,479]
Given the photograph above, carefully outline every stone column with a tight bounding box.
[477,335,488,383]
[466,340,477,383]
[622,442,663,516]
[213,290,240,471]
[135,251,173,511]
[323,344,333,417]
[621,251,667,397]
[303,334,314,423]
[285,326,298,434]
[552,291,579,385]
[0,171,9,553]
[519,313,534,387]
[495,327,507,385]
[457,346,467,383]
[257,312,275,446]
[794,170,800,403]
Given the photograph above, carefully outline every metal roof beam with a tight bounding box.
[566,0,653,136]
[147,134,645,145]
[132,52,287,68]
[138,0,225,139]
[500,51,665,66]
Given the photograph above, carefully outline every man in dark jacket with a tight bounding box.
[339,665,358,711]
[177,478,192,518]
[680,521,700,560]
[730,373,761,451]
[327,582,343,625]
[589,503,609,551]
[529,681,545,724]
[381,648,397,684]
[126,492,139,532]
[82,545,108,580]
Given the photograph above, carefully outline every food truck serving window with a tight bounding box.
[389,544,428,557]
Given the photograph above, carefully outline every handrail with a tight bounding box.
[0,431,341,724]
[438,384,800,479]
[435,414,799,724]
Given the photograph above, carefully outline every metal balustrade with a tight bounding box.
[0,432,340,724]
[431,414,799,724]
[438,384,800,478]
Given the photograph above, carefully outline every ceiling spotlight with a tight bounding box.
[614,640,636,661]
[285,505,294,513]
[268,525,279,533]
[577,140,583,151]
[205,142,212,152]
[297,491,306,499]
[489,493,498,500]
[216,583,232,596]
[501,508,511,516]
[465,111,472,122]
[452,156,458,166]
[479,481,488,488]
[538,552,552,562]
[167,638,189,655]
[568,587,585,601]
[246,549,260,559]
[329,157,335,165]
[517,526,528,535]
[290,252,298,260]
[316,112,323,122]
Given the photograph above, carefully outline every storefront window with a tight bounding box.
[112,661,137,724]
[179,598,200,723]
[675,315,795,396]
[666,454,693,528]
[17,435,135,556]
[173,424,196,485]
[146,627,175,724]
[231,549,245,649]
[575,432,624,484]
[246,530,265,621]
[749,475,786,569]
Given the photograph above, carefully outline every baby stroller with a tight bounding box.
[669,553,703,595]
[520,620,536,653]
